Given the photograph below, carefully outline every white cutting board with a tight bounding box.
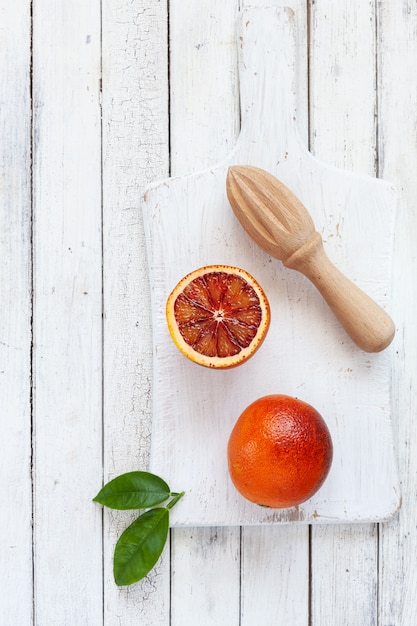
[142,6,400,526]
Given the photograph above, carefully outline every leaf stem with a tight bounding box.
[166,491,185,510]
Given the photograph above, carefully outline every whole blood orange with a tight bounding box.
[166,265,270,368]
[227,395,333,508]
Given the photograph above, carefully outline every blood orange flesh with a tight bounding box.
[166,265,270,368]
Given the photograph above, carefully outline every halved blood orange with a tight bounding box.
[166,265,270,368]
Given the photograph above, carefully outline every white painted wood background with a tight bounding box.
[1,1,415,625]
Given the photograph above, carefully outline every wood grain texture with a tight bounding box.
[168,3,242,624]
[0,2,33,623]
[308,0,378,175]
[241,525,309,625]
[169,0,240,176]
[101,1,171,622]
[313,524,379,626]
[308,3,381,625]
[171,527,240,626]
[3,1,417,624]
[377,2,417,624]
[239,4,310,624]
[31,3,103,623]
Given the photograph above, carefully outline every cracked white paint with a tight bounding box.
[2,0,417,625]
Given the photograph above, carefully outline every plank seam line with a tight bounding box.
[168,0,172,178]
[374,7,381,625]
[99,0,105,622]
[307,0,312,154]
[307,1,313,619]
[239,526,242,626]
[168,4,173,623]
[307,3,313,621]
[29,1,35,623]
[169,529,173,624]
[374,0,380,180]
[308,525,313,626]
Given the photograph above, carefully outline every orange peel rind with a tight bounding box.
[166,265,270,369]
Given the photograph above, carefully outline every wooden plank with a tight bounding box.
[241,526,309,625]
[31,3,103,623]
[0,2,33,623]
[101,1,171,623]
[170,527,240,626]
[377,2,417,623]
[239,3,310,624]
[240,0,308,138]
[312,524,378,624]
[169,0,240,176]
[308,0,378,175]
[168,2,241,624]
[308,3,380,625]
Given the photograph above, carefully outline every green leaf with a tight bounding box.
[113,507,169,586]
[92,471,171,510]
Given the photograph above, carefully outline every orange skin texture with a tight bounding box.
[227,394,333,508]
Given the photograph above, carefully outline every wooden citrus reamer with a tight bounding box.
[226,165,395,353]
